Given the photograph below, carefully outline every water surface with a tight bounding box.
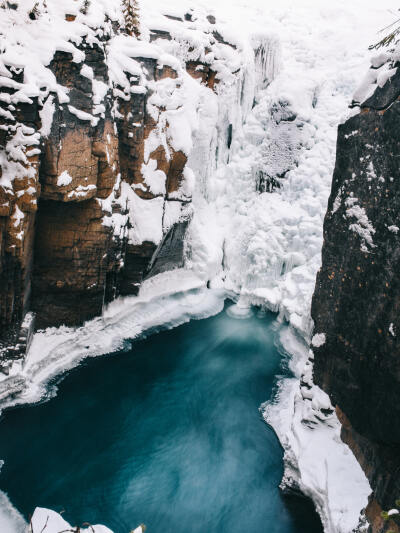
[0,306,322,533]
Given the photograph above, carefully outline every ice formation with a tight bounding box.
[0,0,399,531]
[263,328,371,533]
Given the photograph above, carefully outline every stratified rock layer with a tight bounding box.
[0,10,239,357]
[312,63,400,532]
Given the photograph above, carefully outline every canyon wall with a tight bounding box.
[312,58,400,532]
[0,4,241,369]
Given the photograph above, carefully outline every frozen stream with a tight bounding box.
[0,305,322,533]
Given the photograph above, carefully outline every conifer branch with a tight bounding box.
[370,11,400,50]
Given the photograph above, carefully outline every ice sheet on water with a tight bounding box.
[0,270,225,411]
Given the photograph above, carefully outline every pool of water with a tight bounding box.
[0,305,322,533]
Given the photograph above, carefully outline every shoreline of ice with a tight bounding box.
[264,326,371,533]
[0,269,226,412]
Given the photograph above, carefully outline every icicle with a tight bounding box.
[251,34,281,94]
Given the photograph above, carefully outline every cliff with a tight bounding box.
[0,2,396,532]
[0,1,240,369]
[312,51,400,532]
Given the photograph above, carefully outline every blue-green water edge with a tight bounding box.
[0,305,322,533]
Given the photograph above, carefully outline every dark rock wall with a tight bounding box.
[312,65,400,531]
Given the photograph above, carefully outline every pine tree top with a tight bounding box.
[122,0,140,38]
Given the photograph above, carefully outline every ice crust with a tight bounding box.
[1,0,399,531]
[263,327,371,533]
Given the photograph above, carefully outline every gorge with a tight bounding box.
[0,0,399,532]
[0,306,324,533]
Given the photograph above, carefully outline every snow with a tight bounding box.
[114,181,165,245]
[68,105,99,127]
[0,485,26,533]
[80,64,94,80]
[12,205,24,228]
[67,183,96,199]
[141,158,167,196]
[1,0,398,531]
[388,225,399,233]
[263,327,371,533]
[312,333,326,348]
[346,198,376,252]
[56,170,72,187]
[30,507,133,533]
[30,508,113,533]
[39,95,55,137]
[353,51,399,105]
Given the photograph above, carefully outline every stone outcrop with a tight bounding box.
[312,61,400,532]
[0,11,237,363]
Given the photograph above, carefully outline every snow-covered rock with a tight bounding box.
[29,507,114,533]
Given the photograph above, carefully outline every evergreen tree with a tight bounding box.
[122,0,140,38]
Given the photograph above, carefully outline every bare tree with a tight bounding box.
[122,0,140,38]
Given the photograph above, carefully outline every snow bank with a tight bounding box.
[0,270,224,411]
[0,486,26,533]
[29,508,114,533]
[25,507,145,533]
[263,327,370,533]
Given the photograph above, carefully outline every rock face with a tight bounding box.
[0,8,239,362]
[312,62,400,531]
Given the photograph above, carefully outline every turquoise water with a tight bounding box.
[0,306,322,533]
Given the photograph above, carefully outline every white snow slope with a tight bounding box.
[0,0,398,532]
